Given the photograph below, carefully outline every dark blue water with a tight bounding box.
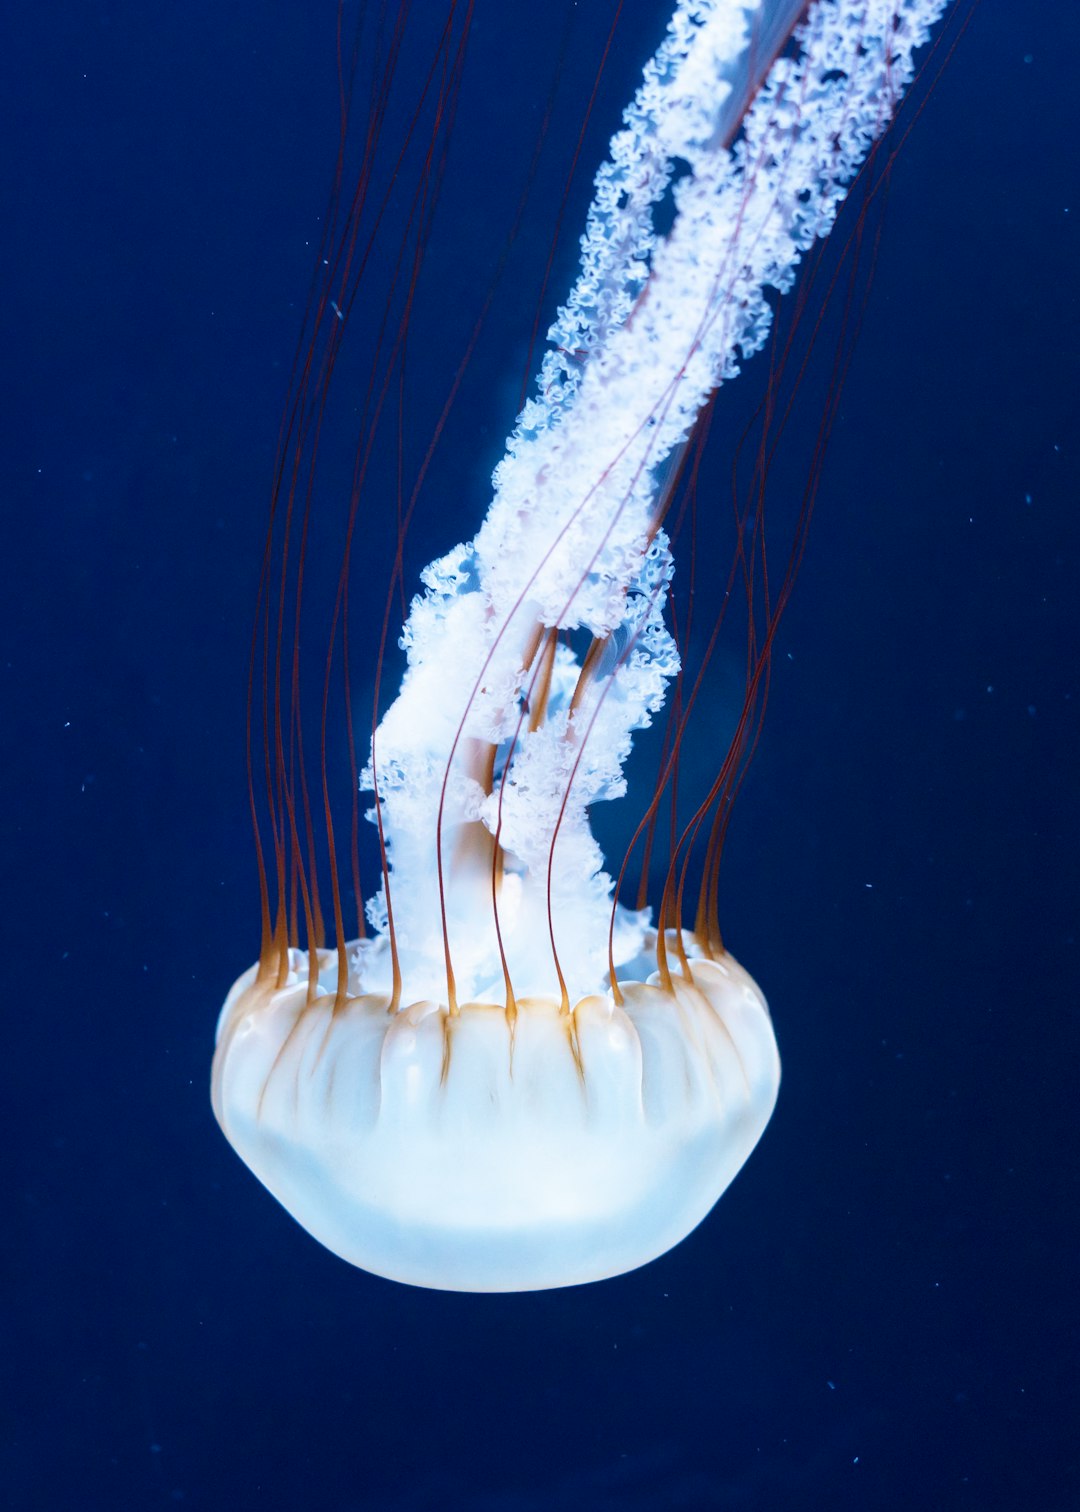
[4,3,1077,1508]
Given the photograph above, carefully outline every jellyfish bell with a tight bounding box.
[212,934,778,1291]
[212,0,951,1289]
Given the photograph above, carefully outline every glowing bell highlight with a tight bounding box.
[213,939,779,1291]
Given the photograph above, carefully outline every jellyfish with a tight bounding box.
[212,0,948,1290]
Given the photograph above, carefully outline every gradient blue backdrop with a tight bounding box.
[3,3,1077,1508]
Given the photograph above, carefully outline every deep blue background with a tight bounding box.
[3,3,1077,1509]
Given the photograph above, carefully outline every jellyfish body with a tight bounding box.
[213,939,778,1291]
[214,0,948,1289]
